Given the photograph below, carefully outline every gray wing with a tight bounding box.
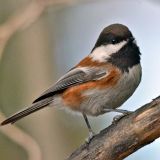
[33,67,107,103]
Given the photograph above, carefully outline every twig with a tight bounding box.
[0,112,42,160]
[0,0,74,60]
[68,96,160,160]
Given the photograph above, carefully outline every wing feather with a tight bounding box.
[33,67,107,103]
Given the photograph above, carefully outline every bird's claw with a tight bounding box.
[112,111,133,124]
[85,131,95,144]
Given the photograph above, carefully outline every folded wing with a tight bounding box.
[1,67,107,125]
[33,67,107,103]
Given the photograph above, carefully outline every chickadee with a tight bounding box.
[1,24,141,141]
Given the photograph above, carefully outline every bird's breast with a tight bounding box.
[61,64,141,116]
[61,68,121,111]
[81,64,142,115]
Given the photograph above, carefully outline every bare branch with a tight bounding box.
[0,0,75,60]
[68,96,160,160]
[0,0,96,60]
[0,112,42,160]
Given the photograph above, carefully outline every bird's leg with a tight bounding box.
[82,113,95,143]
[103,108,133,123]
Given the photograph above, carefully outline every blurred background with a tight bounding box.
[0,0,160,159]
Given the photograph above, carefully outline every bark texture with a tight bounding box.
[68,96,160,160]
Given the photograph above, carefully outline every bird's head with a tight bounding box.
[90,23,141,71]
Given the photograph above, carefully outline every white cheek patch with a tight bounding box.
[90,40,127,62]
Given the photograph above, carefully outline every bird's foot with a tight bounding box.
[85,131,95,145]
[112,110,133,124]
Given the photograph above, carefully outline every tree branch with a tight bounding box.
[68,95,160,160]
[0,0,75,60]
[0,112,42,160]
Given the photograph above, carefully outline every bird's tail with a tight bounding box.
[1,97,53,126]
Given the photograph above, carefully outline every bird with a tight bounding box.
[1,23,142,142]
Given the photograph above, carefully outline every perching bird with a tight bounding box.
[1,23,141,142]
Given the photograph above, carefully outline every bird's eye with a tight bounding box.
[111,39,117,44]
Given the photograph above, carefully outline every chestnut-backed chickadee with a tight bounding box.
[1,24,141,141]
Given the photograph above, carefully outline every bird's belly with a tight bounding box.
[80,65,142,116]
